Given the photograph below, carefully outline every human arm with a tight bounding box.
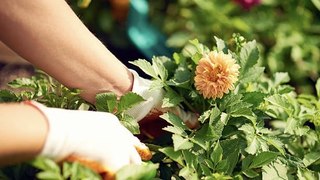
[0,0,133,103]
[0,103,47,166]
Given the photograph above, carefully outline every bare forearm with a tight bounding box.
[0,103,47,166]
[0,0,133,102]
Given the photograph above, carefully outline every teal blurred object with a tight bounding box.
[127,0,173,60]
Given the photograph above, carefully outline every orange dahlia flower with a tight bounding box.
[194,51,240,99]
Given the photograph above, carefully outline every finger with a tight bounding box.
[129,145,142,164]
[131,136,152,161]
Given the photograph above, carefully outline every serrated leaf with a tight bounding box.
[273,72,290,87]
[179,166,198,180]
[229,102,253,118]
[219,93,242,111]
[239,40,259,73]
[95,92,117,113]
[264,137,285,155]
[211,141,223,164]
[162,89,183,108]
[284,117,298,134]
[118,92,145,113]
[160,112,188,130]
[214,36,228,53]
[262,160,289,180]
[159,147,184,166]
[152,56,168,81]
[182,150,198,169]
[303,152,320,167]
[130,59,157,78]
[249,151,278,169]
[8,77,37,88]
[242,92,267,107]
[172,134,193,151]
[224,149,239,175]
[169,63,191,88]
[163,126,186,136]
[245,135,260,155]
[239,66,265,84]
[120,114,140,134]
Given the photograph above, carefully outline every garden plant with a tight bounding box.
[148,0,320,94]
[1,34,320,179]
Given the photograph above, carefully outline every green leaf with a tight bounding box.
[211,141,223,165]
[264,137,285,155]
[36,171,63,180]
[242,92,267,107]
[169,62,191,88]
[31,157,61,173]
[297,167,320,180]
[229,102,253,119]
[249,151,278,169]
[239,40,259,74]
[118,92,145,113]
[95,92,117,113]
[152,56,168,81]
[242,169,259,178]
[179,167,198,180]
[242,154,254,170]
[172,134,194,151]
[120,114,140,134]
[224,150,239,175]
[130,59,157,78]
[316,78,320,99]
[116,162,159,180]
[262,160,289,180]
[273,72,290,87]
[159,147,184,166]
[303,152,320,167]
[214,36,228,54]
[162,89,184,108]
[0,90,17,102]
[182,150,198,169]
[8,77,37,88]
[284,117,298,134]
[245,135,260,155]
[163,126,186,136]
[239,66,265,84]
[77,0,91,8]
[160,112,188,130]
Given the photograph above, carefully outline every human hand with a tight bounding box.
[126,70,199,131]
[25,101,151,179]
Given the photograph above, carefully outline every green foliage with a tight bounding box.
[149,0,320,93]
[0,71,87,109]
[1,35,320,179]
[130,35,320,179]
[95,91,145,134]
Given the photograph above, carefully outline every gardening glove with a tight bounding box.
[126,70,199,129]
[24,101,151,179]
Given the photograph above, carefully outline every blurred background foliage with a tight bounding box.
[70,0,320,94]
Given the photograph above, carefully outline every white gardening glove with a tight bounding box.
[24,101,150,178]
[126,70,199,129]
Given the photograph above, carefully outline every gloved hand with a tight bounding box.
[24,101,150,179]
[126,70,199,129]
